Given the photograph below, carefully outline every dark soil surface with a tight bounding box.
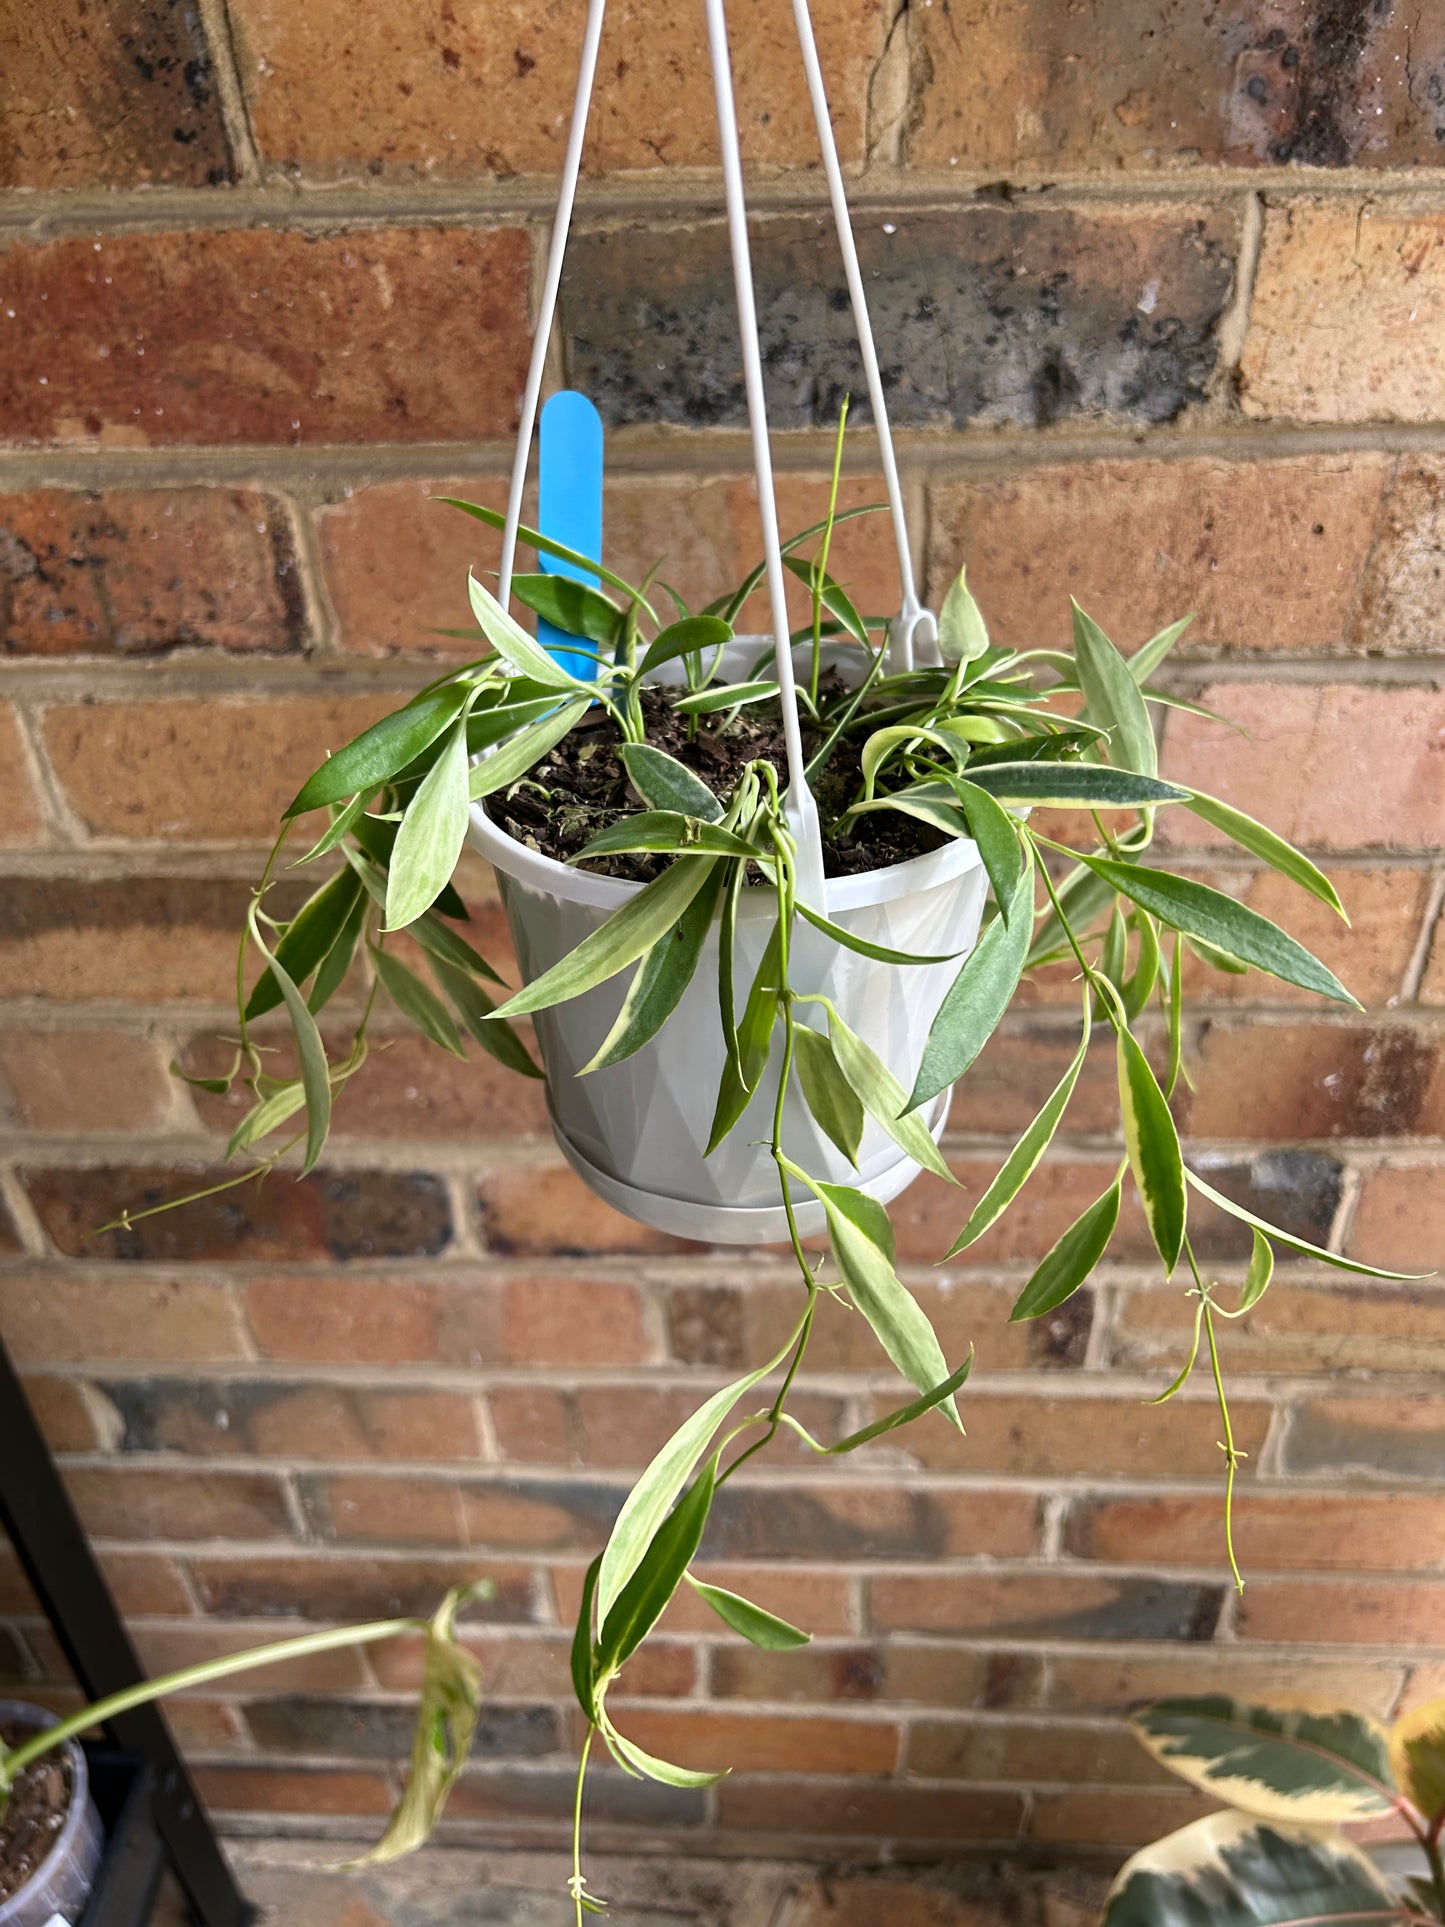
[0,1721,73,1903]
[486,682,946,883]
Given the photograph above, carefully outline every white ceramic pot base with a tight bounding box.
[547,1087,952,1246]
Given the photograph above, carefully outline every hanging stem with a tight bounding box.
[568,1724,597,1926]
[809,396,850,709]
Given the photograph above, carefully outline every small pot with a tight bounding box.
[0,1703,103,1927]
[469,798,986,1245]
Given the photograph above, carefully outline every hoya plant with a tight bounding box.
[106,467,1413,1913]
[1103,1692,1445,1926]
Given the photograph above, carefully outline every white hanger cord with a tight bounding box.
[790,0,929,671]
[702,0,826,903]
[499,0,608,610]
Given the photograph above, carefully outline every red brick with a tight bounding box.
[717,1778,1024,1841]
[21,1374,101,1452]
[231,0,884,179]
[906,2,1445,172]
[39,694,392,842]
[869,1572,1221,1643]
[1112,1278,1445,1378]
[584,1706,899,1777]
[488,1383,844,1474]
[909,1719,1165,1787]
[107,1378,482,1463]
[932,455,1389,658]
[192,1764,393,1817]
[303,1473,462,1548]
[1044,1650,1404,1717]
[0,1546,193,1618]
[1066,1491,1445,1574]
[0,705,42,847]
[0,227,530,446]
[892,1159,1118,1267]
[1028,1787,1214,1849]
[63,1465,296,1542]
[243,1275,446,1366]
[1159,683,1445,852]
[1185,1020,1445,1140]
[1283,1396,1445,1482]
[187,1552,531,1625]
[1348,1163,1445,1273]
[130,1622,371,1695]
[0,1271,248,1365]
[499,1275,652,1368]
[0,1028,176,1132]
[1242,205,1445,423]
[1238,1579,1445,1648]
[947,1024,1120,1138]
[0,488,303,656]
[478,1161,701,1257]
[0,2,232,187]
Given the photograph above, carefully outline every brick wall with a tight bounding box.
[2,0,1444,1865]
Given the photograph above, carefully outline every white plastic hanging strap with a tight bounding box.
[498,0,608,609]
[702,0,827,907]
[789,0,938,675]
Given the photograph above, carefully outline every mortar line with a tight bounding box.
[194,0,263,185]
[1401,865,1445,1003]
[1212,188,1264,396]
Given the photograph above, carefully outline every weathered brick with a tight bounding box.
[1113,1278,1445,1378]
[488,1384,844,1473]
[564,207,1236,431]
[2,1545,192,1619]
[0,1271,248,1365]
[231,0,883,179]
[63,1464,295,1542]
[1185,1020,1445,1140]
[103,1378,482,1463]
[908,1719,1166,1787]
[932,455,1390,657]
[39,694,391,842]
[1283,1396,1445,1482]
[0,1,232,188]
[1242,204,1445,422]
[717,1778,1025,1841]
[0,1028,176,1132]
[869,1573,1223,1642]
[478,1160,701,1257]
[300,1472,462,1548]
[712,1642,1040,1712]
[948,1024,1121,1138]
[0,489,304,656]
[21,1373,102,1452]
[1355,457,1445,653]
[188,1552,531,1624]
[906,0,1445,172]
[24,1164,452,1264]
[0,227,530,446]
[1044,1650,1404,1716]
[583,1707,900,1777]
[459,1477,623,1553]
[1066,1490,1445,1573]
[499,1275,653,1368]
[446,1762,707,1830]
[243,1695,558,1760]
[129,1621,370,1693]
[704,1484,1040,1563]
[318,472,902,657]
[369,1629,693,1699]
[0,876,288,1004]
[243,1274,453,1366]
[1238,1579,1445,1647]
[0,1197,21,1256]
[0,705,42,846]
[1348,1162,1445,1272]
[1160,683,1445,852]
[192,1764,393,1817]
[1028,1787,1214,1848]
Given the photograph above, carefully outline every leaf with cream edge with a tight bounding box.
[467,571,594,693]
[937,565,991,664]
[909,847,1036,1110]
[1116,1017,1186,1272]
[687,1578,810,1651]
[1185,1169,1425,1279]
[386,715,470,931]
[1072,601,1158,778]
[620,743,725,821]
[1389,1697,1445,1825]
[468,696,590,803]
[1010,1178,1122,1321]
[819,1000,956,1183]
[1130,1697,1399,1825]
[582,864,726,1074]
[791,1023,865,1165]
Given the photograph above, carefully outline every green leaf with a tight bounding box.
[1101,1812,1405,1927]
[860,724,967,801]
[797,900,959,967]
[431,959,541,1079]
[595,1323,803,1623]
[1122,912,1161,1021]
[852,789,971,842]
[573,813,761,863]
[1011,1178,1121,1321]
[638,615,733,678]
[822,1001,956,1184]
[604,1722,726,1789]
[1389,1698,1445,1825]
[228,1079,307,1157]
[439,497,654,611]
[1117,1021,1186,1271]
[491,858,719,1021]
[294,789,379,866]
[246,867,364,1019]
[465,694,565,756]
[1073,601,1157,777]
[687,1577,810,1651]
[1185,1168,1424,1279]
[509,573,623,648]
[792,1024,865,1165]
[346,1583,487,1868]
[965,763,1186,809]
[782,555,870,647]
[707,916,783,1154]
[598,1459,715,1675]
[620,743,724,821]
[407,910,504,986]
[571,1555,601,1721]
[951,779,1024,913]
[386,716,470,931]
[823,1355,973,1454]
[467,572,592,692]
[247,910,331,1173]
[348,812,470,924]
[309,884,369,1015]
[468,696,590,803]
[947,1003,1091,1254]
[1184,791,1347,920]
[1130,1697,1398,1824]
[1129,613,1195,684]
[1239,1229,1274,1313]
[804,1177,962,1430]
[370,945,464,1057]
[673,679,779,716]
[937,565,990,664]
[286,684,471,818]
[1071,855,1360,1008]
[909,849,1036,1110]
[582,864,725,1073]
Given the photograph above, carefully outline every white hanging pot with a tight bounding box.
[469,795,986,1246]
[0,1704,103,1927]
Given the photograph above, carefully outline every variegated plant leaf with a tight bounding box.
[1389,1696,1445,1827]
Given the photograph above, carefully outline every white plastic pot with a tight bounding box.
[469,795,987,1245]
[0,1704,103,1927]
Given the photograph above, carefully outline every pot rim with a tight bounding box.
[0,1699,94,1923]
[468,795,982,913]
